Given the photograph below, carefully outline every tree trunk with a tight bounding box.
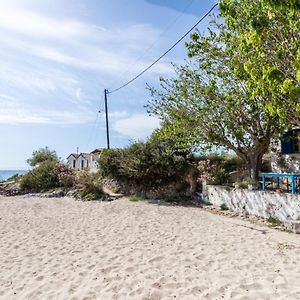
[248,153,263,183]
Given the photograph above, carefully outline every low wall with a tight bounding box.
[271,153,300,173]
[205,185,300,222]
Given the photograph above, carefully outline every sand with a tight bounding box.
[1,196,300,300]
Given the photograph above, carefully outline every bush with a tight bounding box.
[234,180,250,189]
[20,161,75,192]
[267,216,282,226]
[54,163,75,188]
[220,203,229,211]
[196,153,245,185]
[98,139,192,188]
[75,172,106,201]
[129,195,144,202]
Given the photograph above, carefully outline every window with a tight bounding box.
[73,160,76,168]
[281,129,300,154]
[81,160,84,170]
[294,132,300,153]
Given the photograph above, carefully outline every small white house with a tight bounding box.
[67,149,102,172]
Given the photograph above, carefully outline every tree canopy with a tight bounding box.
[219,0,300,126]
[147,18,279,181]
[27,147,59,167]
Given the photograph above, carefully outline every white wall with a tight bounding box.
[204,185,300,222]
[67,154,99,172]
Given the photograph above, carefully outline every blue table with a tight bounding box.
[261,173,300,194]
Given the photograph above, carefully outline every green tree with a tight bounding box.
[27,147,59,167]
[219,0,300,126]
[147,20,279,182]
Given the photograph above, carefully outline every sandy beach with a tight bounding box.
[1,196,300,300]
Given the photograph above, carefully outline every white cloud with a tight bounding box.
[0,2,175,126]
[0,5,96,41]
[113,114,160,140]
[0,94,93,124]
[0,61,80,97]
[109,111,129,119]
[0,2,174,75]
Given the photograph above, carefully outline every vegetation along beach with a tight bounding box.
[1,0,300,299]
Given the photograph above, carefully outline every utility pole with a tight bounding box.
[104,89,110,149]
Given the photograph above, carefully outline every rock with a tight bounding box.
[0,182,23,196]
[40,188,66,198]
[66,189,78,198]
[285,221,300,234]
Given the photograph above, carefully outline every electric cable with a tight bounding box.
[108,3,218,94]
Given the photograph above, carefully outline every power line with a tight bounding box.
[86,111,100,150]
[117,0,196,79]
[108,3,218,94]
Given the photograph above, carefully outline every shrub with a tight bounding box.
[129,195,144,202]
[20,161,75,192]
[76,172,106,201]
[54,163,75,188]
[196,153,245,185]
[220,203,229,211]
[20,161,60,192]
[234,180,249,189]
[267,216,282,226]
[98,139,192,188]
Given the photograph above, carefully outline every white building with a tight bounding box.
[271,128,300,173]
[67,149,102,172]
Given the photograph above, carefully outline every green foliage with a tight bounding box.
[20,161,58,192]
[197,154,244,185]
[129,195,144,202]
[219,0,300,126]
[99,138,192,188]
[27,147,59,167]
[267,216,282,226]
[234,180,249,189]
[20,161,74,192]
[147,13,280,181]
[54,163,75,188]
[220,203,229,211]
[76,172,106,201]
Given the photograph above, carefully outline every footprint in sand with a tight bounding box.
[124,266,135,273]
[148,256,164,264]
[36,276,44,281]
[87,264,96,270]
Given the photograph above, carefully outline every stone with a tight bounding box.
[285,221,300,234]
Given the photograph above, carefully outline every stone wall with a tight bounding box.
[101,178,191,200]
[204,185,300,222]
[271,153,300,173]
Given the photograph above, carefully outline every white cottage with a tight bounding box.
[67,149,102,172]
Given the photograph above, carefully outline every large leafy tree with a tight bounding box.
[219,0,300,126]
[148,20,279,182]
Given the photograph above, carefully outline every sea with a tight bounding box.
[0,170,28,182]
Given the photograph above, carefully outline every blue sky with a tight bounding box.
[0,0,216,169]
